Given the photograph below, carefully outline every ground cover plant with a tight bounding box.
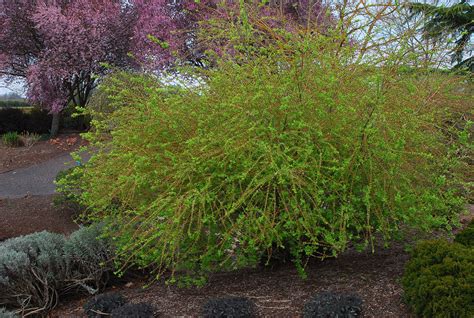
[401,239,474,318]
[19,132,41,148]
[303,292,363,318]
[83,292,126,318]
[0,224,113,316]
[111,303,155,318]
[61,4,472,284]
[202,297,255,318]
[454,220,474,247]
[1,132,22,147]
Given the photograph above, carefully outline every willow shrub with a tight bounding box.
[66,35,470,283]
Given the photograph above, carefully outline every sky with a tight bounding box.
[0,78,26,97]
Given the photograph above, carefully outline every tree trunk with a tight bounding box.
[50,112,60,137]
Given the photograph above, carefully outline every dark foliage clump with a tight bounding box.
[83,292,127,318]
[402,240,474,318]
[0,106,89,135]
[454,220,474,247]
[0,108,51,134]
[303,292,363,318]
[202,297,256,318]
[111,303,155,318]
[60,104,91,131]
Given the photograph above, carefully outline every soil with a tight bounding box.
[0,195,79,241]
[52,243,413,317]
[50,206,474,318]
[0,133,85,173]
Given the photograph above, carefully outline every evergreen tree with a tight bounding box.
[409,0,473,71]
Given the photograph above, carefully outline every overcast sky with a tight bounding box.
[0,78,26,97]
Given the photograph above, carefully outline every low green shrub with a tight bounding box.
[83,292,126,318]
[60,104,90,131]
[454,220,474,247]
[1,132,23,147]
[0,225,113,315]
[401,240,474,318]
[202,297,255,318]
[111,303,155,318]
[303,292,363,318]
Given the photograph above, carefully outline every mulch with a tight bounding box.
[50,206,474,317]
[52,242,414,317]
[0,195,79,241]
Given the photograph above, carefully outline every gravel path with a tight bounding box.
[0,152,89,199]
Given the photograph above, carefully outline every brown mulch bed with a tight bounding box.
[0,195,79,241]
[52,243,413,318]
[0,133,85,173]
[51,206,474,318]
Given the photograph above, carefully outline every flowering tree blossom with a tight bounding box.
[0,0,330,135]
[0,0,177,135]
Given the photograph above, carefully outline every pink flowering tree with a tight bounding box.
[0,0,331,136]
[0,0,178,136]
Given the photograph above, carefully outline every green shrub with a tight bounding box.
[1,132,23,147]
[0,225,113,315]
[60,104,91,131]
[402,240,474,318]
[454,220,474,247]
[70,33,469,282]
[55,167,85,211]
[0,100,29,108]
[0,105,89,135]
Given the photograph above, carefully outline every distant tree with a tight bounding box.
[409,0,473,71]
[0,0,179,136]
[0,0,331,136]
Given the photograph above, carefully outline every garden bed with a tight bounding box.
[52,242,413,317]
[51,206,474,317]
[0,133,84,173]
[0,195,78,241]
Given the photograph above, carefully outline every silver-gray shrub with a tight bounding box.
[63,224,114,294]
[0,225,113,316]
[0,231,67,315]
[0,308,19,318]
